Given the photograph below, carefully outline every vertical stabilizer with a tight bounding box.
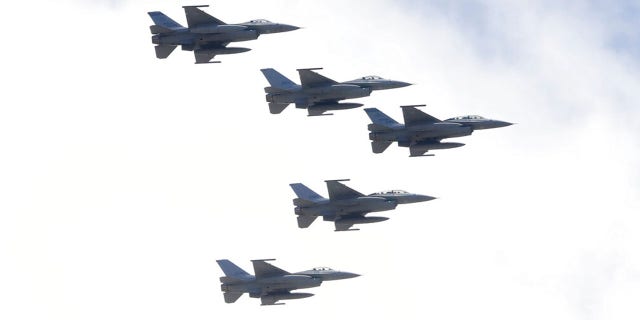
[148,11,185,31]
[290,183,326,202]
[364,108,402,130]
[261,68,300,90]
[217,260,251,279]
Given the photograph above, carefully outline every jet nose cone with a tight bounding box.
[493,120,513,128]
[280,24,300,32]
[392,81,413,88]
[383,80,413,89]
[416,195,437,202]
[339,272,360,279]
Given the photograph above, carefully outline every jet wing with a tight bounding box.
[183,5,226,28]
[334,213,366,231]
[252,260,290,279]
[298,69,339,88]
[194,50,217,63]
[401,105,441,127]
[325,180,364,201]
[334,220,356,231]
[192,42,229,64]
[409,146,428,157]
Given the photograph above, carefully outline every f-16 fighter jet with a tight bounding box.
[290,179,435,231]
[217,259,359,305]
[365,105,513,157]
[261,68,412,116]
[148,5,299,63]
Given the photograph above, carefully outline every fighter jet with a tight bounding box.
[290,179,435,231]
[217,259,359,305]
[364,105,513,157]
[261,68,412,116]
[148,5,299,63]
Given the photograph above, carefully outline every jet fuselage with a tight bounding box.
[266,85,372,105]
[369,122,474,142]
[151,21,297,48]
[221,275,322,294]
[152,28,258,46]
[294,196,398,218]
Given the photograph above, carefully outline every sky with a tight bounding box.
[0,0,639,319]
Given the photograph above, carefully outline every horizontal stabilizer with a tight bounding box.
[269,103,290,114]
[223,292,243,303]
[154,45,177,59]
[297,215,318,228]
[371,141,392,153]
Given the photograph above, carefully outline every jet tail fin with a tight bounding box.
[290,183,326,203]
[223,292,243,304]
[217,260,251,279]
[148,11,185,33]
[154,45,177,59]
[261,68,299,90]
[364,108,401,130]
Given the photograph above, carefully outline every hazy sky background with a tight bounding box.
[1,0,639,319]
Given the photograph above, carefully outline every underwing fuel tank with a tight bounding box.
[338,216,389,225]
[266,292,314,301]
[197,47,251,55]
[261,292,314,305]
[411,142,465,151]
[309,102,363,111]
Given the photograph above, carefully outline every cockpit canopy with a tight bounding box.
[447,115,486,121]
[369,190,409,196]
[247,19,272,24]
[360,75,384,80]
[312,267,333,271]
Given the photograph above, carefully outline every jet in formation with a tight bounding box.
[364,105,513,157]
[261,68,412,116]
[217,259,359,305]
[148,5,299,63]
[290,179,435,231]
